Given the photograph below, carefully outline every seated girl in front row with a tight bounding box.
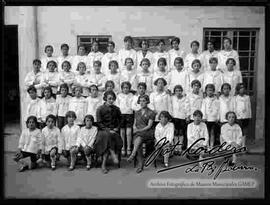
[13,116,42,172]
[220,111,245,166]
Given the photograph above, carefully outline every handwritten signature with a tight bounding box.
[144,137,258,179]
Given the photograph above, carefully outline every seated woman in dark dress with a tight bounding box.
[94,90,123,174]
[127,94,156,173]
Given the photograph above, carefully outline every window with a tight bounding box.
[203,28,259,96]
[77,35,112,54]
[131,36,176,52]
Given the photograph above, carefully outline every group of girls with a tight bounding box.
[15,36,251,174]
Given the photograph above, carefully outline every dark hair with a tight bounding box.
[61,60,71,69]
[137,82,147,90]
[209,57,218,64]
[74,85,83,93]
[46,114,56,123]
[27,85,37,94]
[158,111,173,121]
[121,81,132,90]
[108,41,115,48]
[205,84,215,92]
[139,39,149,48]
[137,94,150,104]
[191,59,201,68]
[190,40,200,48]
[221,83,232,94]
[92,40,99,47]
[65,111,77,119]
[171,37,180,45]
[84,115,94,124]
[173,85,183,94]
[223,37,232,45]
[235,82,246,95]
[33,59,41,65]
[124,58,134,66]
[157,39,165,46]
[44,45,53,53]
[77,62,86,71]
[225,111,237,121]
[206,39,215,46]
[78,45,86,51]
[140,58,151,67]
[42,86,53,97]
[61,43,69,50]
[109,60,119,69]
[193,110,203,118]
[90,84,99,92]
[124,36,133,43]
[59,83,69,92]
[105,80,115,89]
[26,116,38,128]
[174,57,184,66]
[46,60,57,69]
[103,90,116,101]
[157,57,167,66]
[93,60,102,67]
[226,58,236,66]
[154,77,167,86]
[191,79,201,88]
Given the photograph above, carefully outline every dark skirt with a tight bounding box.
[133,129,154,143]
[93,130,123,156]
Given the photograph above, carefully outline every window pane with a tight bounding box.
[79,38,91,42]
[210,31,222,36]
[205,31,209,35]
[250,57,255,71]
[252,31,256,36]
[239,57,249,71]
[251,37,256,50]
[239,31,252,36]
[238,37,250,50]
[238,51,250,57]
[232,37,238,50]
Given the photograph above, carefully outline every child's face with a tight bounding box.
[60,87,68,97]
[78,46,85,55]
[110,63,118,73]
[227,113,236,125]
[106,83,114,91]
[222,85,231,96]
[124,40,132,50]
[223,39,231,50]
[47,62,56,72]
[67,116,75,125]
[106,94,115,105]
[172,41,179,50]
[107,43,114,53]
[175,60,183,71]
[157,80,165,90]
[193,114,202,125]
[192,62,201,73]
[122,84,130,94]
[175,88,183,97]
[210,61,217,71]
[141,41,148,50]
[139,98,148,108]
[138,85,146,95]
[46,118,55,129]
[158,61,166,71]
[227,60,234,71]
[141,61,149,72]
[27,118,36,130]
[45,47,53,57]
[29,90,37,100]
[61,46,69,56]
[126,59,133,70]
[191,43,199,53]
[78,64,86,74]
[33,62,41,72]
[94,64,101,74]
[92,42,99,52]
[160,115,169,126]
[158,42,165,52]
[207,42,214,51]
[192,83,200,94]
[62,62,70,72]
[44,89,51,99]
[90,87,98,97]
[75,87,81,97]
[85,118,93,128]
[206,87,214,97]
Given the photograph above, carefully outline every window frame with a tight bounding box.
[77,35,112,54]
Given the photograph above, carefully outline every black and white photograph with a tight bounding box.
[3,3,266,199]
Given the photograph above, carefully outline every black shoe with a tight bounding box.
[136,167,143,173]
[18,165,29,172]
[102,168,109,174]
[228,161,235,167]
[51,166,56,171]
[68,166,75,171]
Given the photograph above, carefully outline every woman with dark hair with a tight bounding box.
[201,39,219,71]
[136,39,154,74]
[93,90,123,174]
